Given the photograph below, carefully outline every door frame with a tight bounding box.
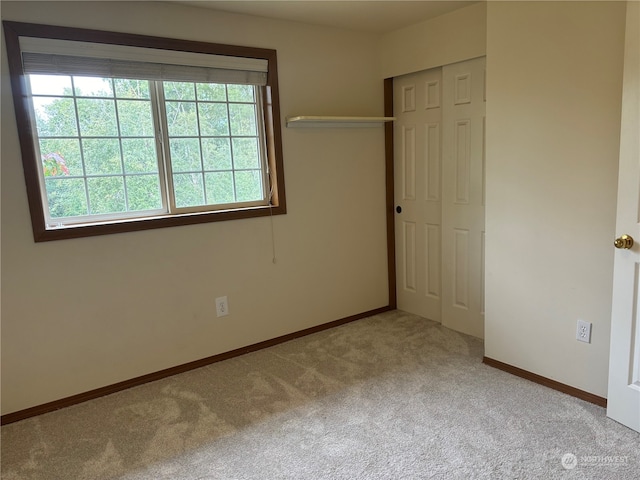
[384,77,397,309]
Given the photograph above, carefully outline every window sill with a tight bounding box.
[35,204,286,242]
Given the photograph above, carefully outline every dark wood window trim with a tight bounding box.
[2,21,286,242]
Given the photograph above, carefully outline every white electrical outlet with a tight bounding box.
[576,319,592,343]
[215,296,229,317]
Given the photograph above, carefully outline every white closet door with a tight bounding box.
[441,56,486,339]
[394,67,443,322]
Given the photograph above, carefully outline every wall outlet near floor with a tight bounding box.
[215,296,229,317]
[576,319,592,343]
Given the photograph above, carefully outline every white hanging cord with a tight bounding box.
[268,170,277,264]
[269,202,277,264]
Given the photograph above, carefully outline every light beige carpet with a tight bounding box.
[2,310,639,479]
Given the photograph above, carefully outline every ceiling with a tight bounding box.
[175,1,479,34]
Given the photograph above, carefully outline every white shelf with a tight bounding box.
[286,115,396,128]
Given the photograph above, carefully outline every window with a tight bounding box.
[3,21,286,241]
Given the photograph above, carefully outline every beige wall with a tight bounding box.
[0,1,389,414]
[380,0,627,398]
[379,2,486,79]
[484,1,626,397]
[1,0,631,415]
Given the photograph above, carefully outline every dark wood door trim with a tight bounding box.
[384,77,397,308]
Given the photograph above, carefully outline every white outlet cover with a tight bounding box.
[215,296,229,317]
[576,319,591,343]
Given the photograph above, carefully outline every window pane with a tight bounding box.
[164,82,196,100]
[87,176,126,214]
[45,177,88,218]
[83,139,122,175]
[117,100,155,137]
[205,172,234,205]
[234,170,263,202]
[122,139,158,174]
[202,138,232,171]
[39,139,82,176]
[73,76,113,97]
[198,103,230,136]
[169,138,202,173]
[173,173,204,207]
[227,84,254,103]
[197,83,226,101]
[165,101,198,137]
[126,175,162,211]
[229,103,257,136]
[29,75,72,96]
[11,27,285,239]
[114,79,150,99]
[77,99,118,136]
[232,138,260,169]
[33,97,78,137]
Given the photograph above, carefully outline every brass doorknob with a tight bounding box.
[614,234,634,249]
